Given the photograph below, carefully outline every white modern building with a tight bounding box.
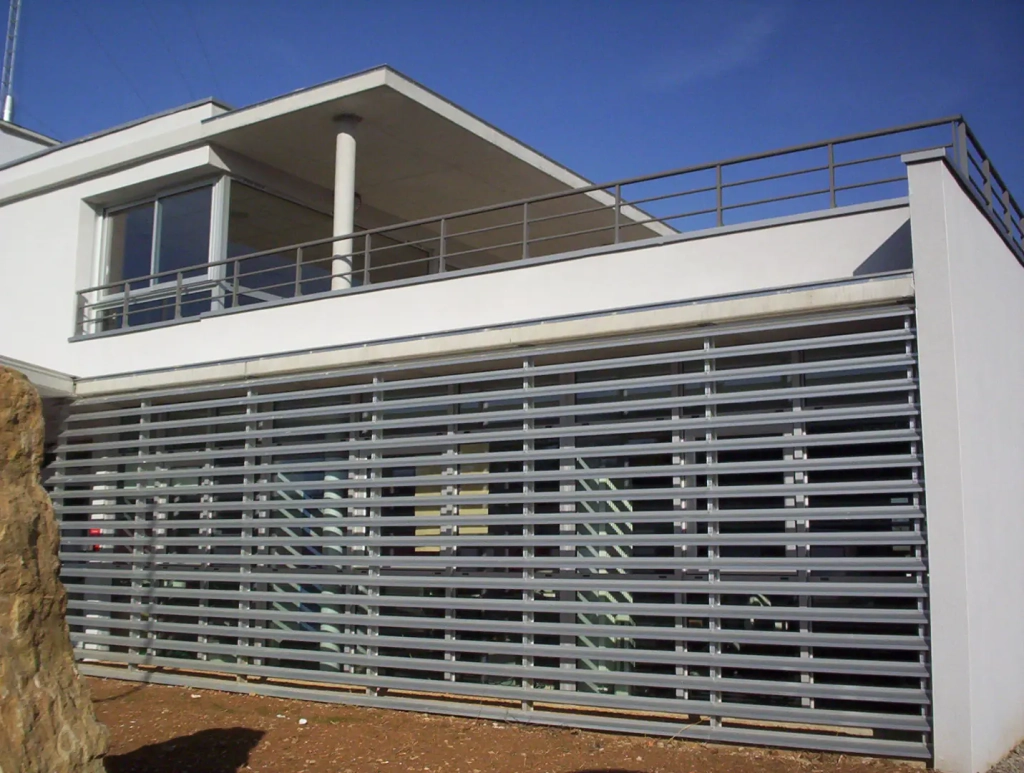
[0,67,1021,773]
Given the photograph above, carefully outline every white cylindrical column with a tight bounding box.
[332,114,361,290]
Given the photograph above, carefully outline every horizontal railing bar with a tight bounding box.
[66,633,927,703]
[50,428,919,474]
[59,325,916,424]
[62,527,925,548]
[720,164,830,190]
[57,397,919,456]
[616,184,718,209]
[60,577,926,621]
[71,655,933,737]
[722,186,832,213]
[66,620,928,678]
[68,304,913,407]
[834,176,908,194]
[59,554,924,571]
[831,143,953,170]
[65,603,929,651]
[50,454,919,496]
[57,507,924,531]
[52,480,923,514]
[50,432,921,483]
[60,571,923,597]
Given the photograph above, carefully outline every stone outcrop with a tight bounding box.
[0,367,107,773]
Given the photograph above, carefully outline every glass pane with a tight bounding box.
[227,182,332,300]
[156,186,212,282]
[107,203,154,286]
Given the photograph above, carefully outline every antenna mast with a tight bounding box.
[1,0,22,122]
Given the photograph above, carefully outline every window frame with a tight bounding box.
[100,177,222,291]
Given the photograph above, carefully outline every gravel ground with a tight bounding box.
[88,677,929,773]
[989,742,1024,773]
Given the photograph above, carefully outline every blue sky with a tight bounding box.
[8,0,1024,194]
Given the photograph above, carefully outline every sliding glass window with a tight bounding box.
[103,184,214,328]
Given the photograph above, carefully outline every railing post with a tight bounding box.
[121,281,129,329]
[232,261,240,308]
[75,292,85,335]
[982,159,993,208]
[1001,190,1012,234]
[438,218,447,273]
[363,233,371,286]
[294,247,303,297]
[522,202,530,260]
[613,184,621,243]
[715,165,723,227]
[956,121,969,177]
[174,271,183,319]
[828,143,836,208]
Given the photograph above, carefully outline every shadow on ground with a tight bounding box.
[104,727,264,773]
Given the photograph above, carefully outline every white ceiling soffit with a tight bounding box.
[203,66,674,237]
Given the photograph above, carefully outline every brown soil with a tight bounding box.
[89,676,930,773]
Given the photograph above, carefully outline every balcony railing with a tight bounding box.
[75,116,1023,336]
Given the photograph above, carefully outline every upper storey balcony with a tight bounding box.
[73,107,1022,339]
[0,67,1020,383]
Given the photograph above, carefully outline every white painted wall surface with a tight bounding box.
[22,204,911,379]
[910,157,1024,773]
[0,128,50,165]
[0,147,222,375]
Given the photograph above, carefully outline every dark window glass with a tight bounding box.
[107,203,155,284]
[156,187,213,282]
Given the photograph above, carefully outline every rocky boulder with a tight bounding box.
[0,367,107,773]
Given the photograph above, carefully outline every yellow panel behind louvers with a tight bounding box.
[415,443,489,553]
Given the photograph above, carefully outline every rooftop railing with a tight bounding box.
[75,116,1022,336]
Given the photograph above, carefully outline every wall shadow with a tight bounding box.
[853,220,913,275]
[104,727,264,773]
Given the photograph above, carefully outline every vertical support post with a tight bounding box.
[828,143,836,208]
[232,267,240,309]
[363,233,371,287]
[121,281,129,328]
[294,247,303,297]
[613,184,621,243]
[982,159,993,209]
[522,202,530,260]
[332,114,361,291]
[238,389,256,679]
[438,219,447,273]
[366,376,382,695]
[956,121,969,177]
[521,358,535,710]
[129,399,151,667]
[703,336,721,728]
[785,351,812,708]
[1001,190,1012,234]
[715,165,724,227]
[558,373,577,693]
[174,271,183,319]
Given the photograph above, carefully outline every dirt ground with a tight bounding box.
[89,676,929,773]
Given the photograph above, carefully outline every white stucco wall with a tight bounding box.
[0,146,223,376]
[910,156,1024,773]
[0,202,910,379]
[0,127,51,165]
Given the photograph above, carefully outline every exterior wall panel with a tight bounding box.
[51,303,930,758]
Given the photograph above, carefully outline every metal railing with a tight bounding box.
[74,116,1022,336]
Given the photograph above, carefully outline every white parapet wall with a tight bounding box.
[908,151,1024,773]
[0,197,911,381]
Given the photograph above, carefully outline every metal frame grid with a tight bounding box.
[50,303,930,758]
